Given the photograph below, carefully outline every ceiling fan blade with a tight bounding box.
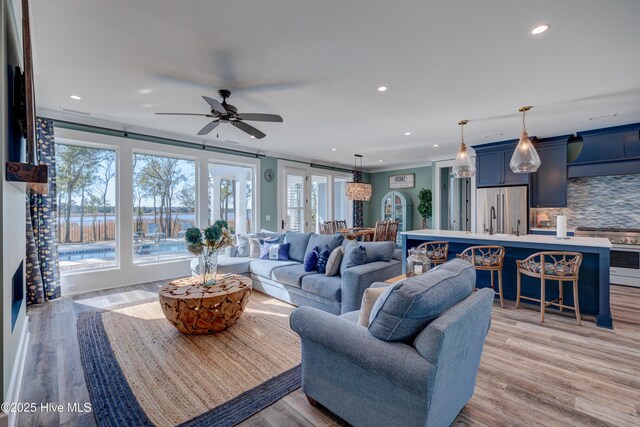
[232,121,266,139]
[155,112,214,117]
[197,121,221,136]
[238,113,283,123]
[202,96,227,114]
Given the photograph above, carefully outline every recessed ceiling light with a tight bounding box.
[377,86,388,92]
[69,95,82,100]
[404,132,411,136]
[378,160,383,163]
[433,144,439,147]
[137,88,153,94]
[250,136,256,139]
[142,103,154,108]
[530,24,550,35]
[331,148,337,151]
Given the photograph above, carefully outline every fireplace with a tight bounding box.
[12,261,24,331]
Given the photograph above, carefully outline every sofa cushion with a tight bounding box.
[368,258,475,342]
[273,264,318,288]
[306,233,344,255]
[304,246,319,271]
[325,246,344,277]
[340,242,367,275]
[340,310,360,324]
[259,242,291,261]
[249,259,298,278]
[284,232,312,263]
[236,233,258,257]
[301,274,342,302]
[216,255,252,275]
[357,241,395,263]
[316,245,331,274]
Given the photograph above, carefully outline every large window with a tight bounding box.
[133,153,196,263]
[56,144,117,273]
[208,163,255,234]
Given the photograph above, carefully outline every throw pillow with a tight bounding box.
[259,242,291,261]
[249,238,261,258]
[324,246,344,277]
[340,242,367,275]
[303,246,320,272]
[236,233,258,257]
[368,258,476,342]
[316,245,331,274]
[358,286,388,326]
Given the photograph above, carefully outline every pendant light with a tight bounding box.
[345,154,372,201]
[452,120,476,178]
[510,106,541,173]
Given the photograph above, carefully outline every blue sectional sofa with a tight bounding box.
[192,231,402,315]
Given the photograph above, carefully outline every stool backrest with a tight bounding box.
[457,245,505,268]
[517,251,583,278]
[417,241,449,261]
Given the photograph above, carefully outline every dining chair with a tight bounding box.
[335,220,347,230]
[373,220,389,242]
[320,222,335,235]
[385,221,399,243]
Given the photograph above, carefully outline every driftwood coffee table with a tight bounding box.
[158,274,252,334]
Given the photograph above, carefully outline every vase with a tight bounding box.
[406,247,431,277]
[198,249,219,286]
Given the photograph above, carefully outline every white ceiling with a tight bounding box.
[30,0,640,171]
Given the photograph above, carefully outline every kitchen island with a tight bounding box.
[401,230,613,328]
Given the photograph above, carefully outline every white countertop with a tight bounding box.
[401,229,612,248]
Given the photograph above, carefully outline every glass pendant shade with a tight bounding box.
[452,142,476,178]
[345,182,372,201]
[452,120,476,178]
[510,130,541,173]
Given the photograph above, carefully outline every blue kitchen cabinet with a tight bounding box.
[529,136,569,208]
[474,140,529,187]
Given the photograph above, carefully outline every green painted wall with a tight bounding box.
[366,166,433,230]
[259,156,278,231]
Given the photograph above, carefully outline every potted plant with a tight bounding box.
[417,188,432,229]
[184,220,232,286]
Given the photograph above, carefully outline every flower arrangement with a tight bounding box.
[184,220,233,285]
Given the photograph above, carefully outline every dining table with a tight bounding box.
[336,227,376,241]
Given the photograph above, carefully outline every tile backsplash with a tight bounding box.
[531,175,640,229]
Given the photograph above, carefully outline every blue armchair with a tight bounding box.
[290,281,494,427]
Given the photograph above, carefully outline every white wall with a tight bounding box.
[55,128,261,294]
[1,0,29,422]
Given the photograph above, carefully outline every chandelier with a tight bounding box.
[346,154,372,201]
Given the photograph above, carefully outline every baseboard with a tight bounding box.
[3,316,30,427]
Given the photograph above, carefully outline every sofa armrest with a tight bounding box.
[340,260,401,313]
[290,306,434,395]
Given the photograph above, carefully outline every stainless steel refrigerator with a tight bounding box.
[476,186,528,235]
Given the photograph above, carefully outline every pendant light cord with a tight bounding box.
[522,110,526,131]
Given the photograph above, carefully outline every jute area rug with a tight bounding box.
[77,291,301,427]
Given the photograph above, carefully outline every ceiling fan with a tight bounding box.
[155,89,283,139]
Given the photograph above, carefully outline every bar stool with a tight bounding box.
[515,252,583,325]
[457,246,505,307]
[417,241,449,266]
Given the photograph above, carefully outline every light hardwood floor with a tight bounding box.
[17,283,640,427]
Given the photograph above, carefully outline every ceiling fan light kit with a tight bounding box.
[346,154,372,201]
[155,89,283,139]
[452,120,476,179]
[509,106,541,173]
